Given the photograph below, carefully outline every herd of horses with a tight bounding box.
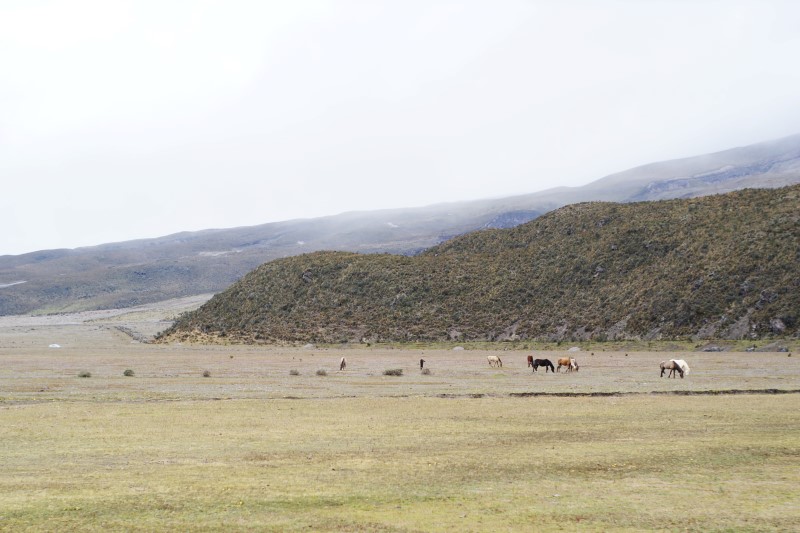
[487,355,691,378]
[340,355,691,378]
[487,355,580,373]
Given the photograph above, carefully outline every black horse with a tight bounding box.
[532,358,555,373]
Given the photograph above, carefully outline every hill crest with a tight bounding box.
[159,185,800,343]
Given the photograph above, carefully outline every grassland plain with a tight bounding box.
[1,309,799,531]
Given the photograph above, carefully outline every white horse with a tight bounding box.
[487,355,502,368]
[339,357,346,371]
[660,359,689,378]
[672,359,690,376]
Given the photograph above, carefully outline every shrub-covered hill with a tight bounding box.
[159,185,800,344]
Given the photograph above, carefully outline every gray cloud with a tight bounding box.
[2,1,799,255]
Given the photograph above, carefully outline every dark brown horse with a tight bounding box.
[532,359,555,373]
[527,355,534,368]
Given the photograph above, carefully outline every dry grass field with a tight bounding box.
[1,302,799,531]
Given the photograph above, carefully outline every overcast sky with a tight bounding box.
[2,1,799,256]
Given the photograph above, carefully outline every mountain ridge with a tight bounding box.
[159,185,800,344]
[2,133,799,316]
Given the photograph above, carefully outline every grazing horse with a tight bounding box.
[339,357,347,371]
[487,355,503,367]
[659,360,683,378]
[672,359,690,376]
[532,358,555,373]
[557,357,579,372]
[527,355,534,367]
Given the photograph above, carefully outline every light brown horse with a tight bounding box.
[339,357,347,371]
[487,355,503,368]
[557,357,579,372]
[660,360,683,378]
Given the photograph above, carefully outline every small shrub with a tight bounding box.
[421,368,431,375]
[289,369,300,376]
[202,370,211,378]
[123,369,135,377]
[78,371,92,378]
[383,368,403,376]
[316,369,327,376]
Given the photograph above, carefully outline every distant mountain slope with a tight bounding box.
[2,133,799,316]
[159,185,800,343]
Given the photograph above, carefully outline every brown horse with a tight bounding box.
[527,355,534,368]
[532,359,555,373]
[659,360,683,378]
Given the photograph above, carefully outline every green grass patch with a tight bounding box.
[2,395,798,531]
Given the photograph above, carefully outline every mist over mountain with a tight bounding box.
[2,133,799,316]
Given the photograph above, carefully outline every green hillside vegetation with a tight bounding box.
[159,185,800,344]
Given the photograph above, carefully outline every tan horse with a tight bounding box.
[659,360,683,378]
[557,357,579,372]
[487,355,503,368]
